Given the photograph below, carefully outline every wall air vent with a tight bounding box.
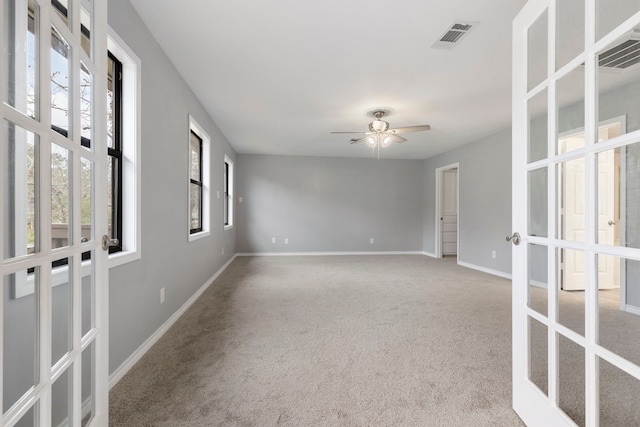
[432,21,478,50]
[599,30,640,70]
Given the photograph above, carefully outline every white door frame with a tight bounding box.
[435,163,460,259]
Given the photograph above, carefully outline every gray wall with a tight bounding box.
[107,0,237,373]
[236,155,424,253]
[422,129,513,275]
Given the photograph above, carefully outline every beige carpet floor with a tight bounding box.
[109,255,526,426]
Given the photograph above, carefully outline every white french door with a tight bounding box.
[513,0,640,426]
[1,0,109,426]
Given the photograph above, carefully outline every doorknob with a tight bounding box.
[506,232,521,245]
[102,235,119,251]
[608,220,616,226]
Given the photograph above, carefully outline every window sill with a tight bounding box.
[108,248,141,269]
[189,230,210,242]
[224,225,234,231]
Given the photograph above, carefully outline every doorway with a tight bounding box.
[435,164,459,259]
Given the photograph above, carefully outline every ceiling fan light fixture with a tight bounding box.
[366,136,377,146]
[369,120,389,132]
[382,135,392,146]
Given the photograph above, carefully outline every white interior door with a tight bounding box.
[1,1,109,426]
[442,168,458,256]
[513,1,640,426]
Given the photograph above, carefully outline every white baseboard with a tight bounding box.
[626,304,640,316]
[530,280,548,289]
[422,251,437,258]
[236,251,424,257]
[109,254,238,389]
[456,260,512,280]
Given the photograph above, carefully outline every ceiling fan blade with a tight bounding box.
[387,134,407,143]
[388,125,431,134]
[331,131,371,134]
[350,136,370,144]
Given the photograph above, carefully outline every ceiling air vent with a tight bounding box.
[432,21,478,50]
[599,30,640,70]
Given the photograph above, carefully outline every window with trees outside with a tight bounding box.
[188,116,210,240]
[224,155,234,229]
[190,130,203,234]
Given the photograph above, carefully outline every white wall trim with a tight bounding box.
[625,304,640,316]
[236,251,424,257]
[422,251,437,258]
[109,254,237,389]
[457,260,512,280]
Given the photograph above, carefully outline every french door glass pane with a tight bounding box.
[81,341,95,426]
[528,316,548,395]
[528,244,548,316]
[82,251,94,338]
[597,34,640,136]
[80,1,92,58]
[52,257,72,367]
[599,357,640,425]
[557,68,585,154]
[556,0,584,70]
[597,255,640,368]
[80,62,92,143]
[3,0,39,119]
[528,89,547,163]
[595,143,637,249]
[558,158,586,242]
[52,367,72,426]
[81,157,93,242]
[51,142,72,249]
[3,267,40,414]
[596,0,640,40]
[51,25,71,137]
[558,248,586,336]
[3,120,39,260]
[528,167,548,237]
[528,9,548,91]
[52,0,69,27]
[559,334,585,427]
[15,403,38,427]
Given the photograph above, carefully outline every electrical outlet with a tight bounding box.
[160,287,165,304]
[370,238,374,244]
[222,247,225,255]
[492,250,496,259]
[239,197,243,203]
[272,237,276,243]
[284,238,289,244]
[216,190,220,199]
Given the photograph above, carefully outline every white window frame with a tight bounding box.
[188,115,210,241]
[107,26,142,268]
[224,155,234,231]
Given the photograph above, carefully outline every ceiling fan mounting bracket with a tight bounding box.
[365,107,393,119]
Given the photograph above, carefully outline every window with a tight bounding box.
[188,116,210,241]
[224,156,234,230]
[190,131,203,233]
[107,29,142,268]
[107,51,123,253]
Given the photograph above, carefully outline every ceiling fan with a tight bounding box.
[331,109,431,149]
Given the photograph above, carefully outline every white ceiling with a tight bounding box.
[127,0,527,160]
